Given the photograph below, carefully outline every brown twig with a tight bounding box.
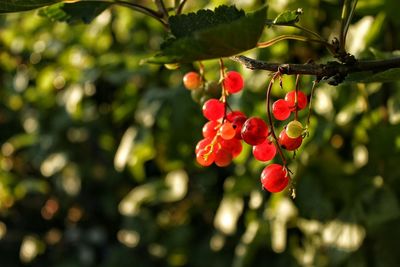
[230,55,400,85]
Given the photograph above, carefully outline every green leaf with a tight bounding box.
[144,5,267,64]
[0,0,60,13]
[272,8,303,25]
[345,68,400,83]
[169,5,245,38]
[39,2,110,24]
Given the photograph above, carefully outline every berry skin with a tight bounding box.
[253,140,276,162]
[183,72,202,90]
[202,121,220,138]
[285,90,308,110]
[232,116,247,140]
[202,99,225,121]
[220,122,236,140]
[220,138,242,158]
[196,147,215,166]
[260,164,289,193]
[226,110,246,122]
[223,71,244,94]
[272,99,291,121]
[195,137,213,154]
[286,120,303,139]
[279,129,302,151]
[241,117,269,146]
[214,148,233,167]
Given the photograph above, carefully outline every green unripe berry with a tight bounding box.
[191,88,204,103]
[164,63,180,70]
[204,81,221,98]
[286,120,303,138]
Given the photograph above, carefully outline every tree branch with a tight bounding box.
[230,55,400,84]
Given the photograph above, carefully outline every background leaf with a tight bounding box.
[39,2,110,23]
[144,5,267,64]
[345,68,400,83]
[0,0,60,13]
[272,8,303,25]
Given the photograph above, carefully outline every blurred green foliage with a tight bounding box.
[1,0,400,267]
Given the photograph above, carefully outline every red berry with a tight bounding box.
[195,137,213,154]
[241,117,268,146]
[214,148,233,167]
[232,116,247,139]
[272,99,291,121]
[220,122,236,140]
[183,72,202,90]
[202,121,220,138]
[253,140,276,162]
[260,164,289,193]
[285,90,308,111]
[223,71,244,94]
[278,129,302,151]
[196,147,215,166]
[220,138,242,158]
[226,110,246,122]
[202,99,225,121]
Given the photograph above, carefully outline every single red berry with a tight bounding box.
[253,140,276,162]
[202,99,225,121]
[223,71,244,94]
[226,110,246,122]
[220,138,242,158]
[285,90,308,111]
[278,129,302,151]
[272,99,291,121]
[195,137,213,154]
[260,164,289,193]
[196,147,215,166]
[214,148,233,167]
[183,72,202,90]
[241,117,268,145]
[202,121,220,138]
[232,116,247,139]
[220,122,236,140]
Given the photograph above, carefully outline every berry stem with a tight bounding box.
[218,58,229,121]
[266,72,287,166]
[294,74,300,121]
[305,79,319,131]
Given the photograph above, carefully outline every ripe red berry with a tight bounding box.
[278,129,302,151]
[214,148,233,167]
[241,117,268,146]
[220,138,242,158]
[220,122,236,140]
[272,99,291,121]
[285,90,308,111]
[230,116,246,139]
[202,99,225,121]
[253,140,276,162]
[226,110,246,122]
[260,164,289,193]
[183,72,202,90]
[223,71,244,94]
[195,137,213,154]
[202,121,220,138]
[196,147,215,166]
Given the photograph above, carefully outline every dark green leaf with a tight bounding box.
[0,0,60,13]
[169,5,245,38]
[39,2,110,24]
[345,68,400,83]
[144,5,267,64]
[272,8,303,25]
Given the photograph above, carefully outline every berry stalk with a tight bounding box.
[266,72,287,166]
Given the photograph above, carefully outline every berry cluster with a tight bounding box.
[183,67,309,195]
[272,90,308,151]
